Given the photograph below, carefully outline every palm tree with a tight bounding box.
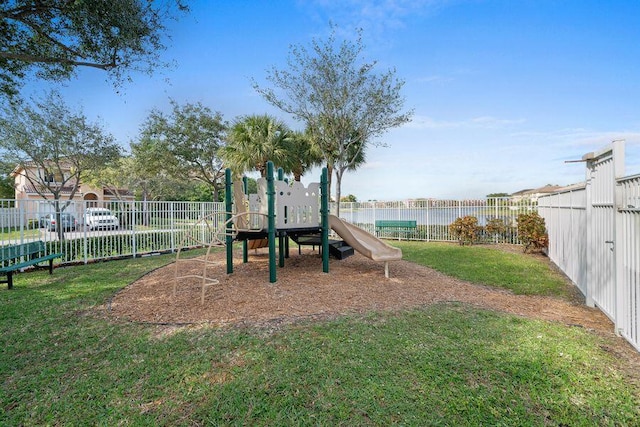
[307,122,366,211]
[284,130,323,181]
[222,114,291,177]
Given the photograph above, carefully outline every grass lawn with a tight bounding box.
[1,243,638,425]
[397,241,574,297]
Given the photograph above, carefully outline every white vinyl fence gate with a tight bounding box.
[539,140,640,351]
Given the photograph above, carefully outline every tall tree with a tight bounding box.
[0,0,188,98]
[0,91,121,239]
[254,26,413,215]
[139,100,227,201]
[83,156,140,202]
[129,135,179,202]
[0,159,16,199]
[285,130,323,182]
[222,114,292,178]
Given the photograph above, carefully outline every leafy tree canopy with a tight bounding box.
[0,91,121,238]
[254,26,412,215]
[0,159,16,199]
[340,194,357,202]
[137,100,227,201]
[223,114,292,178]
[0,91,121,202]
[0,0,188,97]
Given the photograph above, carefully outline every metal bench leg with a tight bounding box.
[7,272,13,290]
[48,259,54,274]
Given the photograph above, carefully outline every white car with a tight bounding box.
[84,208,120,230]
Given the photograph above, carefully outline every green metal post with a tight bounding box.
[225,169,233,274]
[321,167,329,273]
[276,167,285,267]
[285,235,290,258]
[267,161,277,283]
[242,176,248,263]
[278,232,285,267]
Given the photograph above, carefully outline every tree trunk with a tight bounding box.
[54,198,65,241]
[334,168,343,218]
[142,190,150,227]
[326,163,333,208]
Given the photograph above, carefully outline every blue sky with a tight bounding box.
[28,0,640,201]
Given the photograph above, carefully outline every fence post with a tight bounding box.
[584,159,595,307]
[131,202,137,258]
[18,202,25,245]
[82,201,88,264]
[170,202,175,253]
[612,140,626,335]
[373,203,377,237]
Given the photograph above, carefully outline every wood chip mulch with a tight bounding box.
[108,246,613,333]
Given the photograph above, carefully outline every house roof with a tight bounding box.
[23,184,133,197]
[511,184,564,197]
[510,188,533,196]
[23,184,76,194]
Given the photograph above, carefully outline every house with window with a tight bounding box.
[10,161,134,221]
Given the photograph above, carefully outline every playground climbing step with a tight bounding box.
[292,234,354,260]
[330,242,354,260]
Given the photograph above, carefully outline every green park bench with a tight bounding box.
[375,220,417,240]
[0,241,64,289]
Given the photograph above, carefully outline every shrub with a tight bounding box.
[517,212,548,253]
[485,218,507,243]
[449,216,480,245]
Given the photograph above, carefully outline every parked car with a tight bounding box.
[40,213,78,231]
[83,208,120,230]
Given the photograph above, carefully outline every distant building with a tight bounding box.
[510,184,564,203]
[11,161,134,219]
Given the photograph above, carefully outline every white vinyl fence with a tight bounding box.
[539,140,640,351]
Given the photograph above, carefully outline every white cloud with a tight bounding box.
[303,0,451,37]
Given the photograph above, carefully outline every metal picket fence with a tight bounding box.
[336,198,536,243]
[0,199,226,266]
[1,196,535,267]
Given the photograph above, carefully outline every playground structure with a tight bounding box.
[174,161,402,302]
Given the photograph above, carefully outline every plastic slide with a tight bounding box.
[329,215,402,262]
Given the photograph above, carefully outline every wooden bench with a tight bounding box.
[375,220,417,240]
[0,241,64,289]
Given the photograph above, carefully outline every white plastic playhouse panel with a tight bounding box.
[275,180,320,229]
[252,178,320,229]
